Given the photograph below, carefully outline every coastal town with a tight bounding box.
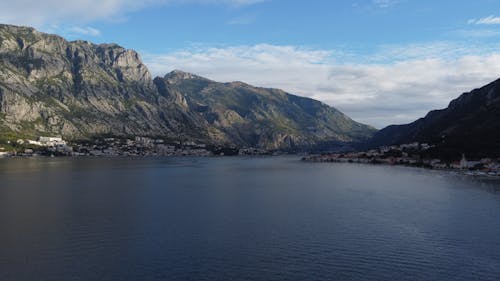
[302,142,500,176]
[0,136,275,158]
[2,136,500,176]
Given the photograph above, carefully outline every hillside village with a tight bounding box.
[0,136,274,158]
[303,142,500,176]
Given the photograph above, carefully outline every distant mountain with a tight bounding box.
[368,78,500,158]
[0,24,375,150]
[153,70,375,149]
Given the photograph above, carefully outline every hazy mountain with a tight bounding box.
[0,24,375,150]
[368,78,500,157]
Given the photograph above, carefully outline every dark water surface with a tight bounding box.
[1,157,500,281]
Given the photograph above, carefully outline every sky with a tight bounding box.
[1,0,500,128]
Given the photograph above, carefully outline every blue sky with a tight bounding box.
[2,0,500,127]
[53,0,500,55]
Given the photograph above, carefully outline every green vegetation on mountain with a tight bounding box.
[0,24,375,150]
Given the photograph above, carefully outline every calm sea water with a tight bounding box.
[1,157,500,281]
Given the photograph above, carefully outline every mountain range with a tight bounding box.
[368,78,500,158]
[0,24,375,150]
[1,23,499,156]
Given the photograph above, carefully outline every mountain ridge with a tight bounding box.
[368,77,500,158]
[0,23,375,150]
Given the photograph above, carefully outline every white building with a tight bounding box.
[401,142,420,150]
[39,137,63,142]
[460,154,468,169]
[28,140,43,146]
[135,136,153,146]
[38,136,66,147]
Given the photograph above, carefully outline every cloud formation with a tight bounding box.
[67,26,101,36]
[453,29,500,38]
[468,16,500,25]
[144,43,500,128]
[0,0,264,27]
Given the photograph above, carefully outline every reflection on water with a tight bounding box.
[1,157,500,281]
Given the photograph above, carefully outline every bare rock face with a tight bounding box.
[0,24,375,150]
[96,44,152,84]
[0,24,172,139]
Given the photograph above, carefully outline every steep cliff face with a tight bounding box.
[368,78,500,156]
[0,24,375,150]
[0,24,184,139]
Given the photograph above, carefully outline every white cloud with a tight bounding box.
[368,42,473,62]
[143,43,500,128]
[469,16,500,25]
[0,0,265,27]
[67,26,101,36]
[453,29,500,38]
[0,0,155,27]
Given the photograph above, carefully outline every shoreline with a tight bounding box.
[302,155,500,178]
[0,152,295,159]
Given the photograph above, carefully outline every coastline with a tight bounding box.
[302,154,500,178]
[0,136,286,158]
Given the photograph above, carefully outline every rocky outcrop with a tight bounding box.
[0,24,176,139]
[0,24,376,150]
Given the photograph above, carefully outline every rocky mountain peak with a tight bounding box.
[164,70,210,84]
[0,24,37,36]
[96,45,152,84]
[0,24,152,85]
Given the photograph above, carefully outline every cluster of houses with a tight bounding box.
[72,137,213,157]
[0,136,213,157]
[303,142,500,176]
[73,137,278,157]
[238,147,272,156]
[0,136,73,157]
[0,135,280,158]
